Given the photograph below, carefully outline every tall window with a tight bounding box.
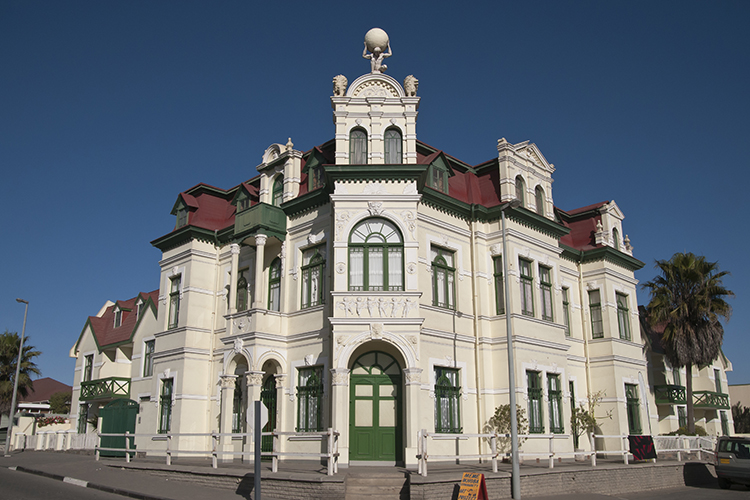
[515,176,525,207]
[143,340,155,377]
[715,368,722,393]
[493,256,505,314]
[562,287,571,336]
[540,265,553,321]
[430,164,448,193]
[548,374,563,433]
[114,308,122,328]
[349,128,367,164]
[301,246,325,308]
[159,378,173,434]
[527,371,543,433]
[673,367,681,386]
[535,186,545,216]
[721,411,729,436]
[78,404,88,433]
[678,406,687,428]
[309,165,324,191]
[625,383,641,434]
[232,379,244,433]
[297,367,323,432]
[268,258,281,312]
[432,247,455,309]
[435,367,461,433]
[83,354,93,382]
[519,258,534,316]
[348,218,403,291]
[136,300,144,320]
[384,128,402,164]
[612,228,620,250]
[272,176,284,207]
[589,290,603,338]
[168,276,181,329]
[237,269,250,312]
[616,293,631,340]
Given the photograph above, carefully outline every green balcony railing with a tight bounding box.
[654,384,687,405]
[234,202,286,240]
[693,390,730,410]
[80,377,131,402]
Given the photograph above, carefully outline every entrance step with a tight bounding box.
[345,471,408,500]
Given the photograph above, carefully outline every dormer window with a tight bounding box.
[237,197,250,212]
[384,128,402,164]
[350,128,367,164]
[136,300,144,320]
[176,206,188,228]
[272,176,284,207]
[114,308,122,328]
[515,176,526,207]
[429,164,448,193]
[309,165,324,191]
[535,186,545,216]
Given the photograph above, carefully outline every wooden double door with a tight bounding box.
[349,351,403,462]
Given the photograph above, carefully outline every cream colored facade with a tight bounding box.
[69,59,733,467]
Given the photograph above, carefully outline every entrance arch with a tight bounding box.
[349,351,403,462]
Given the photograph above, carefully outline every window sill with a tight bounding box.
[289,434,325,441]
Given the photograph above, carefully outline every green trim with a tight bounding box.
[233,202,287,241]
[151,226,225,252]
[324,163,428,182]
[559,244,646,271]
[282,188,329,219]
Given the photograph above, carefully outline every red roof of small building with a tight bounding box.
[87,290,159,349]
[19,377,72,403]
[558,202,609,251]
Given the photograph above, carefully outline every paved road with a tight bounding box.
[0,467,123,500]
[530,484,750,499]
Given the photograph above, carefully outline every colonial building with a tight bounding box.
[69,30,732,466]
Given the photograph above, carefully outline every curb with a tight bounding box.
[9,465,174,500]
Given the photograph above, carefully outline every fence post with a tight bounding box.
[166,434,172,466]
[676,436,682,462]
[334,431,339,474]
[96,433,101,461]
[212,433,218,469]
[589,432,596,467]
[272,431,279,474]
[326,428,333,476]
[549,435,554,469]
[623,436,629,465]
[491,433,498,473]
[125,431,131,463]
[421,429,428,477]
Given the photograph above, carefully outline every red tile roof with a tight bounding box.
[87,290,159,349]
[19,377,72,403]
[558,202,609,251]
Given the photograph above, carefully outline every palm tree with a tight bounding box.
[0,330,42,416]
[643,253,733,434]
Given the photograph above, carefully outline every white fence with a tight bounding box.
[417,429,718,477]
[14,430,97,452]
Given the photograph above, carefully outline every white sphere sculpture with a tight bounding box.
[365,28,389,53]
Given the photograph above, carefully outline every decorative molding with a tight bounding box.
[335,211,350,240]
[245,371,264,386]
[367,201,384,216]
[335,296,418,318]
[406,262,417,275]
[331,368,350,386]
[336,262,346,274]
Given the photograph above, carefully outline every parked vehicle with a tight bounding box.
[715,436,750,489]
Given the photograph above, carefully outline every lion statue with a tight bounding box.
[404,75,418,97]
[332,75,348,97]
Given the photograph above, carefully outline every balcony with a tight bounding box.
[654,384,687,405]
[693,390,730,410]
[234,202,286,240]
[80,377,131,402]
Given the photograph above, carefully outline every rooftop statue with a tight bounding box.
[363,28,392,74]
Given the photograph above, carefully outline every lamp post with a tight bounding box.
[501,200,521,498]
[4,298,28,457]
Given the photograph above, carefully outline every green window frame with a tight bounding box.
[673,367,681,386]
[519,258,534,316]
[678,406,687,428]
[715,368,722,393]
[625,383,642,435]
[268,258,281,311]
[232,378,244,433]
[493,256,505,314]
[175,205,188,228]
[83,354,93,382]
[535,185,545,216]
[616,293,631,340]
[540,265,553,321]
[114,308,122,328]
[515,176,525,207]
[349,128,367,164]
[435,367,461,433]
[589,290,603,338]
[143,340,155,377]
[297,367,324,432]
[348,218,403,291]
[77,404,88,434]
[159,378,173,434]
[527,371,543,433]
[429,164,448,193]
[237,195,250,212]
[562,287,570,336]
[548,374,563,434]
[168,276,181,329]
[384,127,402,164]
[272,176,284,207]
[721,410,729,436]
[432,247,455,309]
[308,165,324,191]
[301,247,325,309]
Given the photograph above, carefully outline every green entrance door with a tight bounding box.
[100,399,138,457]
[349,351,402,462]
[261,376,277,454]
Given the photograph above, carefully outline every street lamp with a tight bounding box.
[4,298,29,457]
[501,200,521,498]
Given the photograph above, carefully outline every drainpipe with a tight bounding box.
[207,230,220,432]
[469,205,484,460]
[576,253,592,405]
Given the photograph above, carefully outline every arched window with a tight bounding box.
[350,128,368,164]
[535,186,545,216]
[272,176,284,207]
[384,128,402,164]
[515,176,526,207]
[348,218,403,291]
[268,258,281,311]
[612,228,620,250]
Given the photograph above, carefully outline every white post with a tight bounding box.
[125,431,131,463]
[417,430,422,476]
[212,433,218,469]
[491,433,498,473]
[548,436,554,469]
[96,433,101,461]
[272,431,278,473]
[623,436,629,465]
[590,433,596,467]
[421,429,428,477]
[166,434,172,465]
[327,428,334,476]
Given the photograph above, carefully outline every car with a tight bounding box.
[715,436,750,489]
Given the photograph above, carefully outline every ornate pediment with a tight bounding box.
[346,73,405,99]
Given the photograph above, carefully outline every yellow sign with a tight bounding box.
[457,472,488,500]
[720,458,731,464]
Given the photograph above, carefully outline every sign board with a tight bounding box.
[457,472,488,500]
[260,402,269,429]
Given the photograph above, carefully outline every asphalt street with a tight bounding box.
[529,484,750,500]
[0,467,123,500]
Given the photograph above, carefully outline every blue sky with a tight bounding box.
[1,1,748,387]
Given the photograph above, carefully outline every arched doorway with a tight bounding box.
[260,375,276,454]
[349,351,403,462]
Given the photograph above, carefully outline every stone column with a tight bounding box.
[253,234,267,309]
[219,374,238,461]
[330,368,350,465]
[403,367,423,468]
[245,371,264,451]
[274,374,287,455]
[228,244,240,313]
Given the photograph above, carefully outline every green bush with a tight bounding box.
[665,424,707,436]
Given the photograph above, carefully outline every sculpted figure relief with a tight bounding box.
[363,28,392,74]
[332,74,348,96]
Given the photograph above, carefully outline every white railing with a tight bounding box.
[14,430,93,452]
[93,429,340,476]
